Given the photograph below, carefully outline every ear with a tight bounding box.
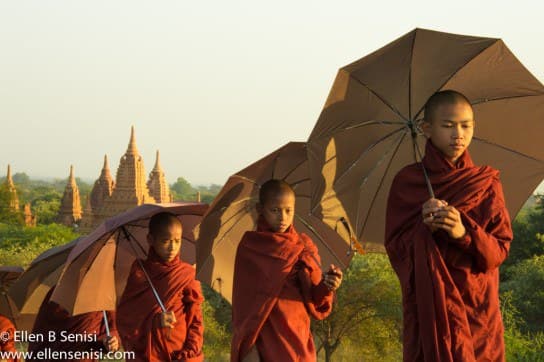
[146,233,154,246]
[421,120,432,138]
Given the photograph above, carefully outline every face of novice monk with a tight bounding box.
[423,101,474,164]
[259,191,295,233]
[148,223,182,262]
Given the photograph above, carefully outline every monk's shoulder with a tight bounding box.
[177,260,197,278]
[389,162,421,193]
[299,233,319,254]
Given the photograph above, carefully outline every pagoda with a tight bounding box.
[98,127,155,221]
[3,165,20,212]
[147,150,173,203]
[79,193,94,232]
[23,203,36,227]
[56,165,83,226]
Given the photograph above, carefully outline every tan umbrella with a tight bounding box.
[50,202,208,315]
[308,28,544,252]
[196,142,357,303]
[8,239,79,315]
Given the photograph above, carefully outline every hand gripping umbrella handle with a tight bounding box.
[121,227,167,313]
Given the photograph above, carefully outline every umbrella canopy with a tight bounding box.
[9,239,78,314]
[308,28,544,252]
[51,202,208,315]
[196,142,354,303]
[0,266,24,323]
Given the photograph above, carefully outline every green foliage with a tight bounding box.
[201,284,231,361]
[0,223,79,267]
[502,255,544,333]
[501,291,544,361]
[170,177,220,204]
[504,195,544,272]
[313,253,402,362]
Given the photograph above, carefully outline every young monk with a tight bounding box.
[27,286,118,362]
[117,212,204,362]
[385,90,513,361]
[231,179,343,362]
[0,314,18,362]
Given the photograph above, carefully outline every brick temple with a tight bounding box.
[59,126,174,232]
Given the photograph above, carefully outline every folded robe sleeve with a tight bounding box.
[179,280,204,361]
[445,178,512,272]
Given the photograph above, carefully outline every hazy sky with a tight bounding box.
[1,0,543,188]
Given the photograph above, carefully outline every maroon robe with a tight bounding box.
[0,314,19,362]
[116,248,204,362]
[231,217,334,362]
[28,287,116,362]
[385,140,513,362]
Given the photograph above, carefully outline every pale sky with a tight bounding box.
[1,0,543,187]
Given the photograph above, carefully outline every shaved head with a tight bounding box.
[259,179,295,205]
[424,90,472,123]
[148,212,182,237]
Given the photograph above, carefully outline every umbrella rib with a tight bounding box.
[412,40,499,120]
[294,214,345,268]
[471,93,544,106]
[342,119,406,131]
[356,130,407,238]
[332,126,407,187]
[208,205,254,255]
[408,30,417,120]
[472,137,544,163]
[348,77,408,122]
[206,196,253,221]
[280,157,308,183]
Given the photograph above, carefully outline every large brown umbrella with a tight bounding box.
[51,202,208,315]
[7,240,79,331]
[196,142,356,303]
[308,28,544,252]
[9,239,79,314]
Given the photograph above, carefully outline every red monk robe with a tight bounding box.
[385,140,513,362]
[27,286,117,362]
[117,248,204,362]
[0,314,19,362]
[231,217,334,362]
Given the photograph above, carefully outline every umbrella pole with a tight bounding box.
[102,311,110,337]
[410,128,435,199]
[121,227,167,313]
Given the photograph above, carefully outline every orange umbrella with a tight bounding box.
[51,202,207,315]
[196,142,355,303]
[308,28,544,252]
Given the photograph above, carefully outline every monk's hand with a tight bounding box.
[323,264,343,291]
[422,198,448,232]
[160,311,177,329]
[430,205,466,239]
[103,335,119,352]
[242,345,261,362]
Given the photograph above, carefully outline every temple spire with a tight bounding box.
[6,165,13,187]
[147,149,173,203]
[3,164,19,212]
[57,165,82,226]
[126,125,138,155]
